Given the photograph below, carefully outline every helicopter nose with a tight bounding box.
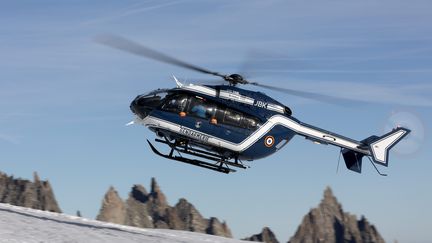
[130,96,143,116]
[130,95,162,119]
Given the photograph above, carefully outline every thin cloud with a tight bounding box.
[82,0,185,25]
[0,133,20,145]
[56,115,128,124]
[286,80,432,107]
[249,69,432,74]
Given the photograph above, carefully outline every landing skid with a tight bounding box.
[147,138,247,174]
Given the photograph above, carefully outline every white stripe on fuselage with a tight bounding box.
[179,84,285,114]
[137,114,370,155]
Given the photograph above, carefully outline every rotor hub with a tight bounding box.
[226,73,246,85]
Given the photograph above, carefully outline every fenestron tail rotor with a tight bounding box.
[384,111,425,155]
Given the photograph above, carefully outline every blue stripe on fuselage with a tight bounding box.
[240,125,296,160]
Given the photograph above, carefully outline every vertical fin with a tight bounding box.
[368,127,410,166]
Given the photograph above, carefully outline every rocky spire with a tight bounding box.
[149,177,168,207]
[33,171,40,183]
[171,198,208,233]
[96,186,126,224]
[0,171,61,213]
[34,178,61,212]
[288,187,385,243]
[130,184,149,203]
[150,177,160,193]
[357,216,385,243]
[323,186,338,205]
[243,227,279,243]
[146,177,169,227]
[206,217,233,238]
[125,184,153,228]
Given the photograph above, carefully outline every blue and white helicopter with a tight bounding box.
[98,35,410,174]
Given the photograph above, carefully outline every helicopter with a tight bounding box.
[97,35,410,174]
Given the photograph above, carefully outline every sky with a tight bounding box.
[0,0,431,242]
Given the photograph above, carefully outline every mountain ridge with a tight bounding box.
[288,187,385,243]
[96,177,233,238]
[0,171,61,213]
[0,170,387,242]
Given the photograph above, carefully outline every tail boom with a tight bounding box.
[291,118,410,173]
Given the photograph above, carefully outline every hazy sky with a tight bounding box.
[1,1,431,242]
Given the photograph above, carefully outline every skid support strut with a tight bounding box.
[147,139,247,174]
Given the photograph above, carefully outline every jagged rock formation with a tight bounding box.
[96,186,126,224]
[125,184,153,228]
[206,217,232,237]
[288,187,385,243]
[0,171,61,213]
[97,178,232,238]
[243,227,280,243]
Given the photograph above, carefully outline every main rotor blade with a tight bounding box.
[250,82,357,105]
[95,34,226,78]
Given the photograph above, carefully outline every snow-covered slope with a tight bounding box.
[0,203,252,243]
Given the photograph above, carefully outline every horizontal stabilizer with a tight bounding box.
[368,127,410,166]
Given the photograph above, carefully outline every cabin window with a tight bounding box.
[163,94,260,130]
[216,107,259,130]
[241,116,259,130]
[188,97,215,119]
[223,109,242,127]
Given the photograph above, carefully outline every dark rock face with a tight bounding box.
[125,185,153,228]
[288,187,385,243]
[206,217,232,238]
[97,178,232,238]
[0,171,61,213]
[243,227,280,243]
[170,198,208,232]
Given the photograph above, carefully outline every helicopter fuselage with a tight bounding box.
[130,80,409,174]
[130,82,296,161]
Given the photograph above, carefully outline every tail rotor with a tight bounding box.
[384,111,425,155]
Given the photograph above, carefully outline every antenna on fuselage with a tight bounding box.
[172,75,183,88]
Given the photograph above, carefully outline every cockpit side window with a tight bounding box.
[162,95,188,113]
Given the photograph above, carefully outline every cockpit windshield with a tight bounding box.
[141,89,170,100]
[130,89,171,118]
